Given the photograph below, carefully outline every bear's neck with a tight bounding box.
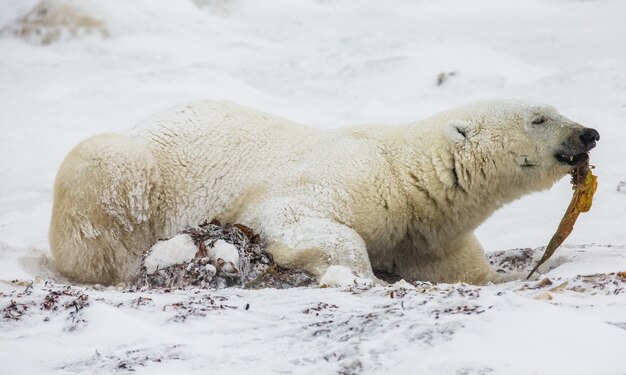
[393,126,522,246]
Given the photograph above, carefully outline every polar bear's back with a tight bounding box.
[130,101,406,238]
[132,101,319,185]
[132,100,313,152]
[130,101,324,233]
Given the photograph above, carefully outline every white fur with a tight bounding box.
[50,100,586,284]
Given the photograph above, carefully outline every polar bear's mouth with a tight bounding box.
[555,128,599,166]
[555,152,589,166]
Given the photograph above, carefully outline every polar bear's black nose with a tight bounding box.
[579,128,600,148]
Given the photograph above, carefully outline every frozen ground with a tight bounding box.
[0,0,625,374]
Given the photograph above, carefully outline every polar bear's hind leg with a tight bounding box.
[49,133,159,284]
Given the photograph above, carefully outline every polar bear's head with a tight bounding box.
[442,100,599,194]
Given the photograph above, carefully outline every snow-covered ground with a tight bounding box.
[1,0,625,373]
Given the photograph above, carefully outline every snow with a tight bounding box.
[143,234,197,273]
[1,0,625,373]
[209,239,240,273]
[319,265,373,287]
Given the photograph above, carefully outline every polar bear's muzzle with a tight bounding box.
[555,128,600,166]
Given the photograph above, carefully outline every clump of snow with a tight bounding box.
[208,239,239,274]
[143,233,197,274]
[319,265,373,288]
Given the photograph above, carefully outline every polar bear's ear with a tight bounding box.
[445,120,470,145]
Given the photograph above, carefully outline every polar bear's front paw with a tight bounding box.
[319,265,374,288]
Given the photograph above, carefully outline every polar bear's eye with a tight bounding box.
[532,116,546,125]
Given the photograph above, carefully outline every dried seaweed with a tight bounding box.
[2,300,32,321]
[131,220,313,290]
[527,162,598,279]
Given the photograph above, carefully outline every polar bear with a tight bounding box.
[49,100,599,285]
